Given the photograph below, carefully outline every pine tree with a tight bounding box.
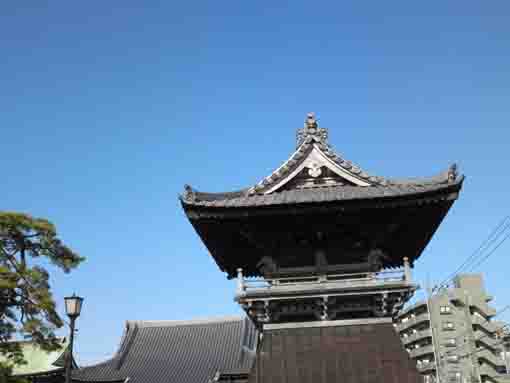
[0,212,84,379]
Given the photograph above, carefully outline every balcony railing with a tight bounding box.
[397,312,431,331]
[472,304,498,319]
[402,329,433,345]
[474,330,503,351]
[477,348,506,368]
[409,344,434,359]
[236,269,409,297]
[472,316,498,333]
[416,361,436,373]
[478,363,501,378]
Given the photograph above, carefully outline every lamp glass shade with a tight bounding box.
[64,295,84,317]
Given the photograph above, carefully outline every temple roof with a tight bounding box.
[72,317,257,383]
[183,179,462,208]
[0,338,69,377]
[181,113,462,209]
[180,114,463,278]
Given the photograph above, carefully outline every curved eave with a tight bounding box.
[72,323,131,383]
[15,368,65,379]
[181,176,464,211]
[73,318,256,383]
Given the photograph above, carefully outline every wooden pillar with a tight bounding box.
[237,268,245,295]
[403,257,412,283]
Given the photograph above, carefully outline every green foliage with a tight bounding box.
[0,361,30,383]
[0,212,84,376]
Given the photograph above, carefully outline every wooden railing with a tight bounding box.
[236,268,408,295]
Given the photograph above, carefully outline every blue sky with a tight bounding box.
[1,2,509,364]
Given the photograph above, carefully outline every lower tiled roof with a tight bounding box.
[72,317,257,383]
[0,338,69,377]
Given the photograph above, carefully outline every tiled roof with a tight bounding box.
[181,114,462,208]
[0,338,69,377]
[182,177,463,208]
[247,321,423,383]
[72,317,257,383]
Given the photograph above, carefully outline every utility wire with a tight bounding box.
[465,229,510,272]
[436,216,509,289]
[434,216,510,291]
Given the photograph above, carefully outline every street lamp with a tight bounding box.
[64,294,84,383]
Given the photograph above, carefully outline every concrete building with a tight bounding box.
[396,274,508,383]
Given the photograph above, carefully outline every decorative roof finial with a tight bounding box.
[448,163,458,182]
[182,184,196,202]
[296,112,327,148]
[305,112,318,129]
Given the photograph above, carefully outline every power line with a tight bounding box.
[465,229,510,272]
[434,216,510,291]
[435,216,509,290]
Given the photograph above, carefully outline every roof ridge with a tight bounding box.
[181,115,462,204]
[126,315,245,328]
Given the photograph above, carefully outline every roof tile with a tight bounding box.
[73,317,257,383]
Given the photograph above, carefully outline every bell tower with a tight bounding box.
[182,114,463,382]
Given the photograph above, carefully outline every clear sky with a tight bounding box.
[1,1,509,365]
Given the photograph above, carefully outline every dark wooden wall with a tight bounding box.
[248,322,423,383]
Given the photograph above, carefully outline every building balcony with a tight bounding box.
[397,300,427,318]
[416,361,436,373]
[472,304,498,319]
[402,329,433,345]
[409,344,435,359]
[472,316,498,333]
[397,312,430,332]
[448,289,467,305]
[478,363,501,380]
[477,349,506,368]
[475,330,503,351]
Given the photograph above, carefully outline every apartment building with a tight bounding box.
[395,274,508,383]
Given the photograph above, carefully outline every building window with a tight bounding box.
[443,321,455,330]
[440,306,451,314]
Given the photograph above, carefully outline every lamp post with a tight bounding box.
[64,294,84,383]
